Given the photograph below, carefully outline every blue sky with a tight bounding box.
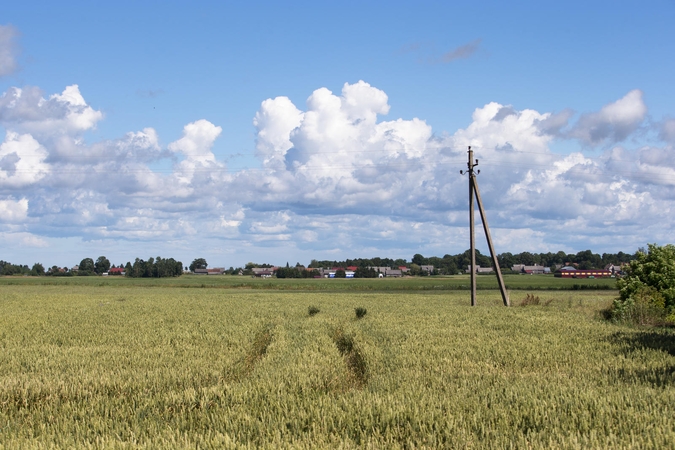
[1,1,674,268]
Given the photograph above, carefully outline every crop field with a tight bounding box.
[0,273,618,291]
[1,282,674,448]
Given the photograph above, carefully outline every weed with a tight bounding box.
[308,306,320,316]
[520,293,540,306]
[355,307,367,319]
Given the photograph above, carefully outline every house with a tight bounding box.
[368,267,403,277]
[466,265,494,274]
[512,264,548,274]
[399,266,410,274]
[206,268,225,275]
[252,267,277,276]
[254,270,274,278]
[420,265,435,274]
[108,267,125,276]
[377,269,401,278]
[604,263,624,275]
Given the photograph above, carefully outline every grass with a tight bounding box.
[0,283,673,448]
[0,273,618,291]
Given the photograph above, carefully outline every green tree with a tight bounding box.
[412,254,426,265]
[95,256,111,274]
[190,258,208,272]
[334,269,346,278]
[31,263,45,276]
[78,258,95,275]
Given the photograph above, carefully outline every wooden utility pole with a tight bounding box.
[461,146,510,306]
[468,148,477,306]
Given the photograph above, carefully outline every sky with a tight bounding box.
[1,1,674,269]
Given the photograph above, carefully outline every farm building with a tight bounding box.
[554,266,612,278]
[512,264,550,274]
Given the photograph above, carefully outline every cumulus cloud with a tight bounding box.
[253,96,303,167]
[0,197,28,222]
[570,89,647,145]
[0,131,49,187]
[0,25,19,77]
[0,81,672,265]
[0,85,103,137]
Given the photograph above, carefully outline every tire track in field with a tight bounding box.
[331,327,368,388]
[226,324,274,381]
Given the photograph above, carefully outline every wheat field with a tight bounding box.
[1,284,673,448]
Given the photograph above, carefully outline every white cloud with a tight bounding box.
[570,89,647,145]
[0,85,103,137]
[253,96,303,167]
[0,81,673,266]
[168,119,222,161]
[0,131,49,187]
[0,197,28,222]
[0,25,19,77]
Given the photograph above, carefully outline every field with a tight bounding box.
[1,277,674,448]
[0,273,618,291]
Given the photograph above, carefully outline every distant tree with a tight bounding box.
[31,263,45,276]
[412,254,426,265]
[354,267,378,278]
[190,258,208,272]
[515,251,535,266]
[334,269,346,278]
[578,260,594,270]
[125,256,182,278]
[95,256,111,274]
[78,258,95,275]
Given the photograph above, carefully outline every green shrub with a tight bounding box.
[611,285,669,326]
[355,307,367,319]
[612,244,675,325]
[308,306,320,316]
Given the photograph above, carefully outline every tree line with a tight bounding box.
[0,256,183,278]
[306,249,636,276]
[1,248,637,278]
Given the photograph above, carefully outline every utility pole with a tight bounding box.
[468,147,477,306]
[461,146,510,306]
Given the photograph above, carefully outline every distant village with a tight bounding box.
[1,248,634,279]
[191,262,626,279]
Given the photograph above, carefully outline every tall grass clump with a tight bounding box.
[520,293,540,306]
[355,307,367,319]
[308,306,320,316]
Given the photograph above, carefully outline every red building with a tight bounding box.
[554,266,612,278]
